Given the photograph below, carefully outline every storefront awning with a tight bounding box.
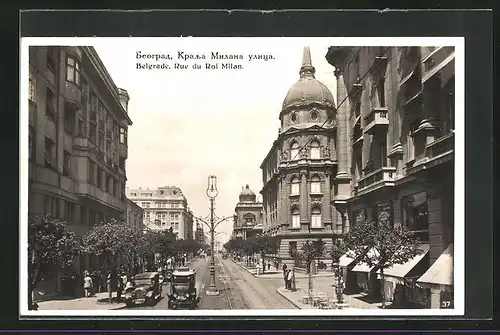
[339,252,356,267]
[417,243,453,286]
[351,248,378,273]
[377,244,430,278]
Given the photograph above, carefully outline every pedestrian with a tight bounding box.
[83,273,93,297]
[286,269,293,290]
[267,262,271,271]
[116,272,124,301]
[282,264,288,288]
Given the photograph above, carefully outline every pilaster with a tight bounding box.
[300,170,309,224]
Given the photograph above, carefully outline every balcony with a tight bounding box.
[76,183,126,211]
[63,81,82,107]
[407,132,454,175]
[60,175,75,193]
[34,165,59,187]
[73,137,95,150]
[357,166,396,196]
[422,46,455,85]
[119,143,128,159]
[363,107,389,135]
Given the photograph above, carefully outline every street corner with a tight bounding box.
[275,286,303,309]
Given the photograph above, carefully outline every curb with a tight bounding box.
[275,288,302,309]
[230,258,258,277]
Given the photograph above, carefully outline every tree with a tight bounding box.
[249,235,279,273]
[28,214,80,310]
[80,219,142,276]
[330,237,348,304]
[291,238,325,298]
[344,219,422,308]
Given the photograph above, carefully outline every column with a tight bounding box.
[420,77,441,145]
[277,177,283,228]
[300,170,308,223]
[335,69,349,178]
[322,172,332,225]
[283,177,290,228]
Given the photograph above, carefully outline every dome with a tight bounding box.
[239,184,256,203]
[282,47,335,111]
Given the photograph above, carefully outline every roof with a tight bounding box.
[172,267,196,276]
[281,47,335,112]
[417,243,453,286]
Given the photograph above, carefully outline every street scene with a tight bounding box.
[24,39,458,313]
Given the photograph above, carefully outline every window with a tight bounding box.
[66,56,80,85]
[353,101,361,117]
[119,156,125,169]
[379,140,387,168]
[89,123,97,143]
[113,178,118,196]
[290,142,299,160]
[130,193,137,196]
[45,88,56,120]
[29,66,35,101]
[311,207,322,228]
[90,91,98,113]
[289,241,297,256]
[106,175,112,193]
[97,168,103,190]
[354,51,360,77]
[408,119,420,162]
[444,81,455,133]
[310,110,319,121]
[88,160,96,184]
[401,192,429,241]
[46,48,56,72]
[355,153,363,181]
[64,105,75,134]
[377,76,386,107]
[373,201,394,228]
[142,202,151,208]
[119,127,127,145]
[244,213,256,225]
[310,175,321,194]
[77,118,84,137]
[290,112,297,124]
[291,176,300,195]
[291,207,300,228]
[63,151,71,176]
[310,140,320,159]
[44,137,55,168]
[29,126,35,161]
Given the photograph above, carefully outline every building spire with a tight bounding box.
[299,46,316,79]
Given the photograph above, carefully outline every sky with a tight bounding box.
[92,38,337,242]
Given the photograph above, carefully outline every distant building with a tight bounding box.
[126,186,193,240]
[126,198,144,232]
[195,220,205,244]
[232,184,263,240]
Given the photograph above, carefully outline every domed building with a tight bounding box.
[260,47,346,268]
[232,184,263,240]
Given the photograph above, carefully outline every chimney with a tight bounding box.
[117,88,130,112]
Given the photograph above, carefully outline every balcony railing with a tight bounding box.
[363,107,389,135]
[422,46,455,83]
[357,166,396,195]
[425,131,454,160]
[63,81,82,107]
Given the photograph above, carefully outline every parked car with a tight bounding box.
[124,272,162,307]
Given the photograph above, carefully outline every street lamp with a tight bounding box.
[206,175,220,296]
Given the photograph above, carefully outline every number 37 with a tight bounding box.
[441,300,452,308]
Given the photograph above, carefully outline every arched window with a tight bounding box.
[291,176,300,195]
[290,142,300,160]
[311,207,322,228]
[243,213,256,226]
[311,175,321,194]
[310,140,320,159]
[291,207,300,229]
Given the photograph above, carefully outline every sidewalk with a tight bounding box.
[231,258,334,279]
[275,276,383,310]
[37,292,126,310]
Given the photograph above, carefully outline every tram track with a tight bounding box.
[215,255,251,309]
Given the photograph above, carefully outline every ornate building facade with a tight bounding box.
[28,46,133,295]
[126,186,194,240]
[233,185,263,239]
[260,47,339,265]
[325,46,455,309]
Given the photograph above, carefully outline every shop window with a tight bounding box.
[373,201,394,228]
[401,191,429,241]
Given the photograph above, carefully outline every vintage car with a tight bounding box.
[221,253,228,259]
[124,272,162,307]
[167,267,199,309]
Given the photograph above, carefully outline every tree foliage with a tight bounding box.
[28,214,80,308]
[291,238,326,270]
[330,237,347,264]
[344,219,422,307]
[247,235,280,272]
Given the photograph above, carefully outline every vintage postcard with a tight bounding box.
[20,37,464,317]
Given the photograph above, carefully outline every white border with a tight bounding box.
[19,37,465,317]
